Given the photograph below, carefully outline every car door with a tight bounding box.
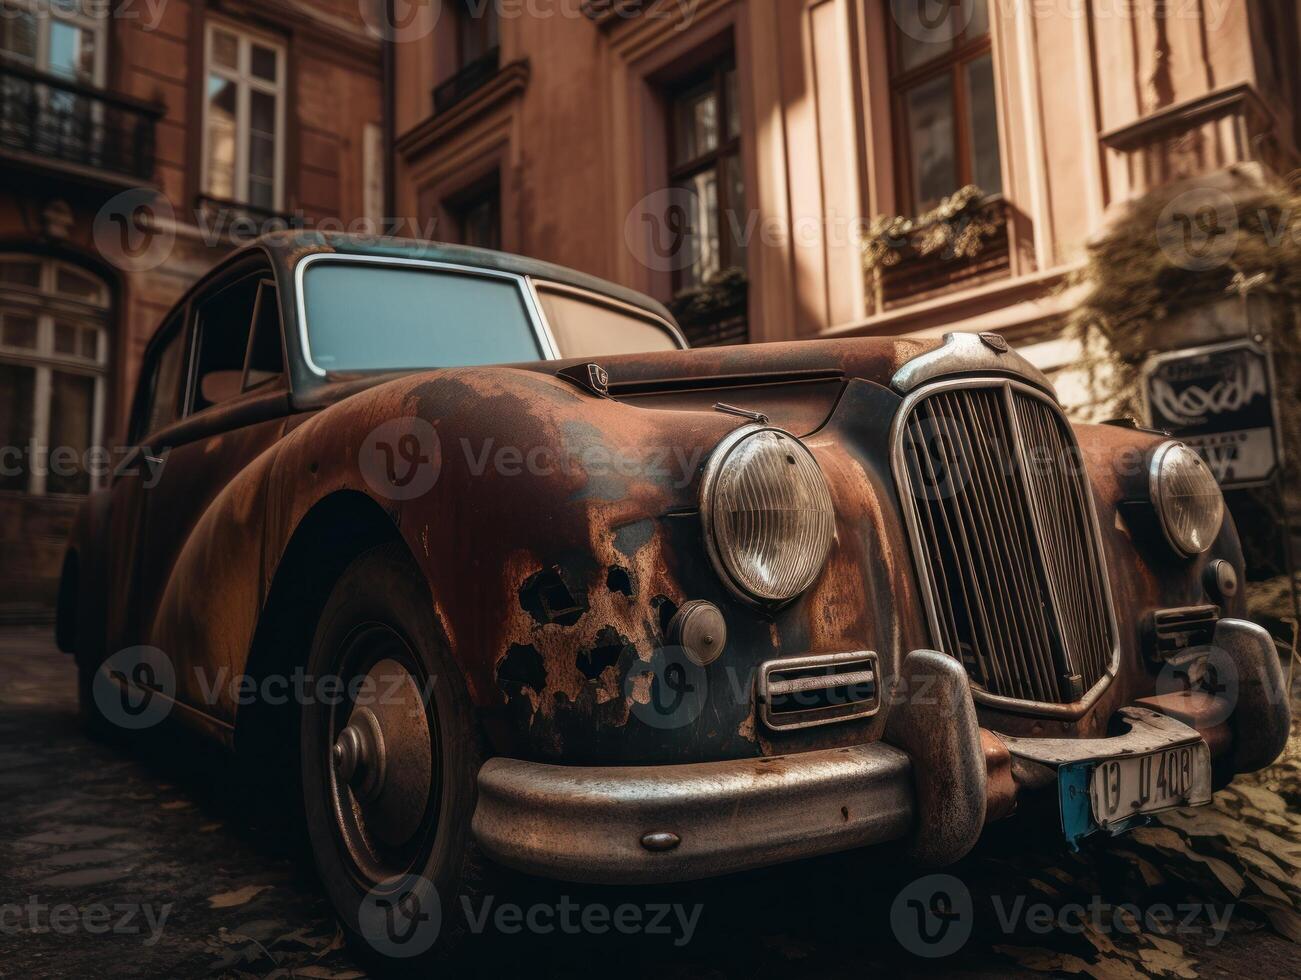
[135,255,292,719]
[100,307,190,656]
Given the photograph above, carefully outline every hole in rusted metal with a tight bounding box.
[606,566,633,596]
[576,626,633,680]
[496,644,546,699]
[519,566,588,627]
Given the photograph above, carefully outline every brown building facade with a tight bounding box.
[391,0,1299,383]
[0,0,383,619]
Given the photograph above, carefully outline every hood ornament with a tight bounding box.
[979,332,1009,353]
[891,332,1058,400]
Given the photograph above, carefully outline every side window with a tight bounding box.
[242,279,285,391]
[189,271,262,413]
[536,286,681,357]
[139,320,187,440]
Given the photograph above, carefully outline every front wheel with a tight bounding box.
[301,542,483,965]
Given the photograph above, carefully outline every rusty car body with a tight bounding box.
[57,232,1291,956]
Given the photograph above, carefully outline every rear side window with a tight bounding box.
[191,271,264,412]
[535,286,680,357]
[139,320,186,440]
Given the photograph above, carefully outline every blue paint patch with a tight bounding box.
[1058,762,1094,850]
[613,519,655,559]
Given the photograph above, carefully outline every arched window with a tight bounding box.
[0,255,110,496]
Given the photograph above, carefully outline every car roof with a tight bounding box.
[256,230,677,323]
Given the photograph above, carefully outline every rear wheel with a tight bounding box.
[301,542,484,965]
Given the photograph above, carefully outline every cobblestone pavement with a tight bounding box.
[2,625,1298,979]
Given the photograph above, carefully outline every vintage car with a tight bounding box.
[58,232,1290,958]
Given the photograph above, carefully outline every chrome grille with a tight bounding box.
[895,380,1117,708]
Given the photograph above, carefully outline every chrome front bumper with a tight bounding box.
[471,620,1290,884]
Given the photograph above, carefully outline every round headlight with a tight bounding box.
[700,426,836,603]
[1150,441,1225,556]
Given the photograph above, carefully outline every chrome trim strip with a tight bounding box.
[756,651,881,731]
[892,332,1058,399]
[292,252,558,377]
[889,377,1121,719]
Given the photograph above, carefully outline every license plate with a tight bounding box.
[1089,742,1213,828]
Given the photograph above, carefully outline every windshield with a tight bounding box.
[302,260,544,372]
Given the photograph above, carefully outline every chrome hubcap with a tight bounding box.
[329,652,436,866]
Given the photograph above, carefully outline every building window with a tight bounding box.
[889,0,1002,212]
[202,23,286,212]
[0,255,109,497]
[446,175,501,250]
[455,0,499,69]
[433,0,501,113]
[0,0,106,85]
[667,62,746,293]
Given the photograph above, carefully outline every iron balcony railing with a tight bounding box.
[433,47,501,114]
[0,59,164,183]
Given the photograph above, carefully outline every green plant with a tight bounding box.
[861,185,1001,272]
[668,266,748,325]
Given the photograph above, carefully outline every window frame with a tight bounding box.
[130,307,190,446]
[453,0,499,70]
[293,253,560,377]
[0,0,108,86]
[200,20,288,212]
[531,280,688,355]
[444,171,502,250]
[184,263,286,417]
[0,254,110,497]
[887,2,1001,214]
[666,60,744,293]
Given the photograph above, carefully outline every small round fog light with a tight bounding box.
[666,600,727,667]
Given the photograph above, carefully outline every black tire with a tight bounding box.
[301,541,489,968]
[76,656,120,743]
